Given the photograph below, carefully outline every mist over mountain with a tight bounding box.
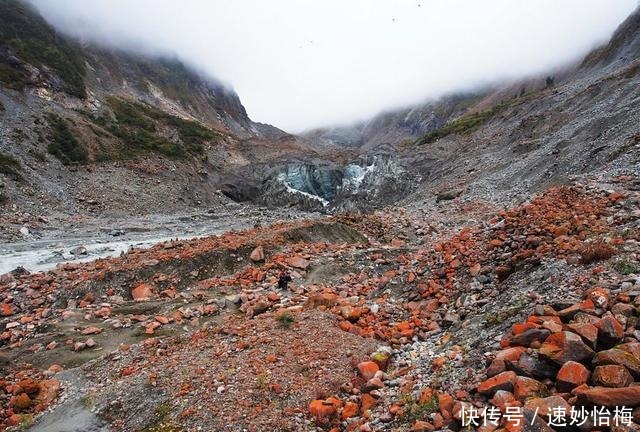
[2,2,640,432]
[27,0,637,132]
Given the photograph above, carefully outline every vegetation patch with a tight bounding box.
[417,93,539,145]
[88,97,217,159]
[399,393,439,423]
[276,312,295,329]
[436,189,463,202]
[0,151,21,175]
[614,258,640,275]
[46,113,88,164]
[0,0,86,97]
[485,294,529,326]
[137,404,183,432]
[418,106,500,144]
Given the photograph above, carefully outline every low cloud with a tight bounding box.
[29,0,638,132]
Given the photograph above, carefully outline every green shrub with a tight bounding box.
[46,113,87,164]
[399,393,439,423]
[108,98,156,132]
[92,97,214,159]
[614,258,640,275]
[0,61,31,91]
[276,312,295,329]
[0,152,21,175]
[419,107,499,144]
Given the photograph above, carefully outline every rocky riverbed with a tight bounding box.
[0,204,320,275]
[0,176,638,431]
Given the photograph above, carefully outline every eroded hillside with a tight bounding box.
[1,2,640,432]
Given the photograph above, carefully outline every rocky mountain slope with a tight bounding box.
[4,0,638,229]
[0,0,335,241]
[1,3,640,432]
[300,7,640,211]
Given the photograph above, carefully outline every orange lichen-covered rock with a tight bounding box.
[494,347,525,362]
[131,283,153,300]
[574,386,640,407]
[341,401,358,419]
[477,371,517,396]
[309,397,340,420]
[287,256,310,269]
[357,361,380,380]
[595,314,624,347]
[556,361,590,392]
[13,393,31,411]
[591,365,634,388]
[523,396,571,422]
[1,303,14,317]
[361,393,377,413]
[539,331,594,365]
[249,246,264,262]
[513,376,547,402]
[17,378,40,395]
[593,348,640,377]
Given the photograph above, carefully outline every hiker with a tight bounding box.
[278,270,292,290]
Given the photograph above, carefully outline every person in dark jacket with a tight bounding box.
[278,270,292,290]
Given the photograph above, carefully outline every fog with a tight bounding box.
[28,0,638,132]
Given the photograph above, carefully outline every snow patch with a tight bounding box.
[341,163,375,191]
[277,173,329,207]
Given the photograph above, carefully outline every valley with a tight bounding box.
[1,1,640,431]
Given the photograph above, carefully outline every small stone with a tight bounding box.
[80,326,102,335]
[131,284,153,300]
[363,377,384,391]
[73,342,86,351]
[70,246,88,256]
[250,246,265,262]
[13,393,31,411]
[357,361,380,381]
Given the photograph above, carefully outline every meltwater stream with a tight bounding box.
[0,208,318,276]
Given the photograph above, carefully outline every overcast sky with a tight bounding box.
[29,0,638,132]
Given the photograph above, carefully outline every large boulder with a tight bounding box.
[539,331,595,365]
[574,386,640,407]
[477,371,517,396]
[249,246,265,262]
[556,361,590,392]
[593,348,640,378]
[591,365,634,388]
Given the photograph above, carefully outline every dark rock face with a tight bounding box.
[249,156,420,213]
[581,6,640,68]
[276,164,344,202]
